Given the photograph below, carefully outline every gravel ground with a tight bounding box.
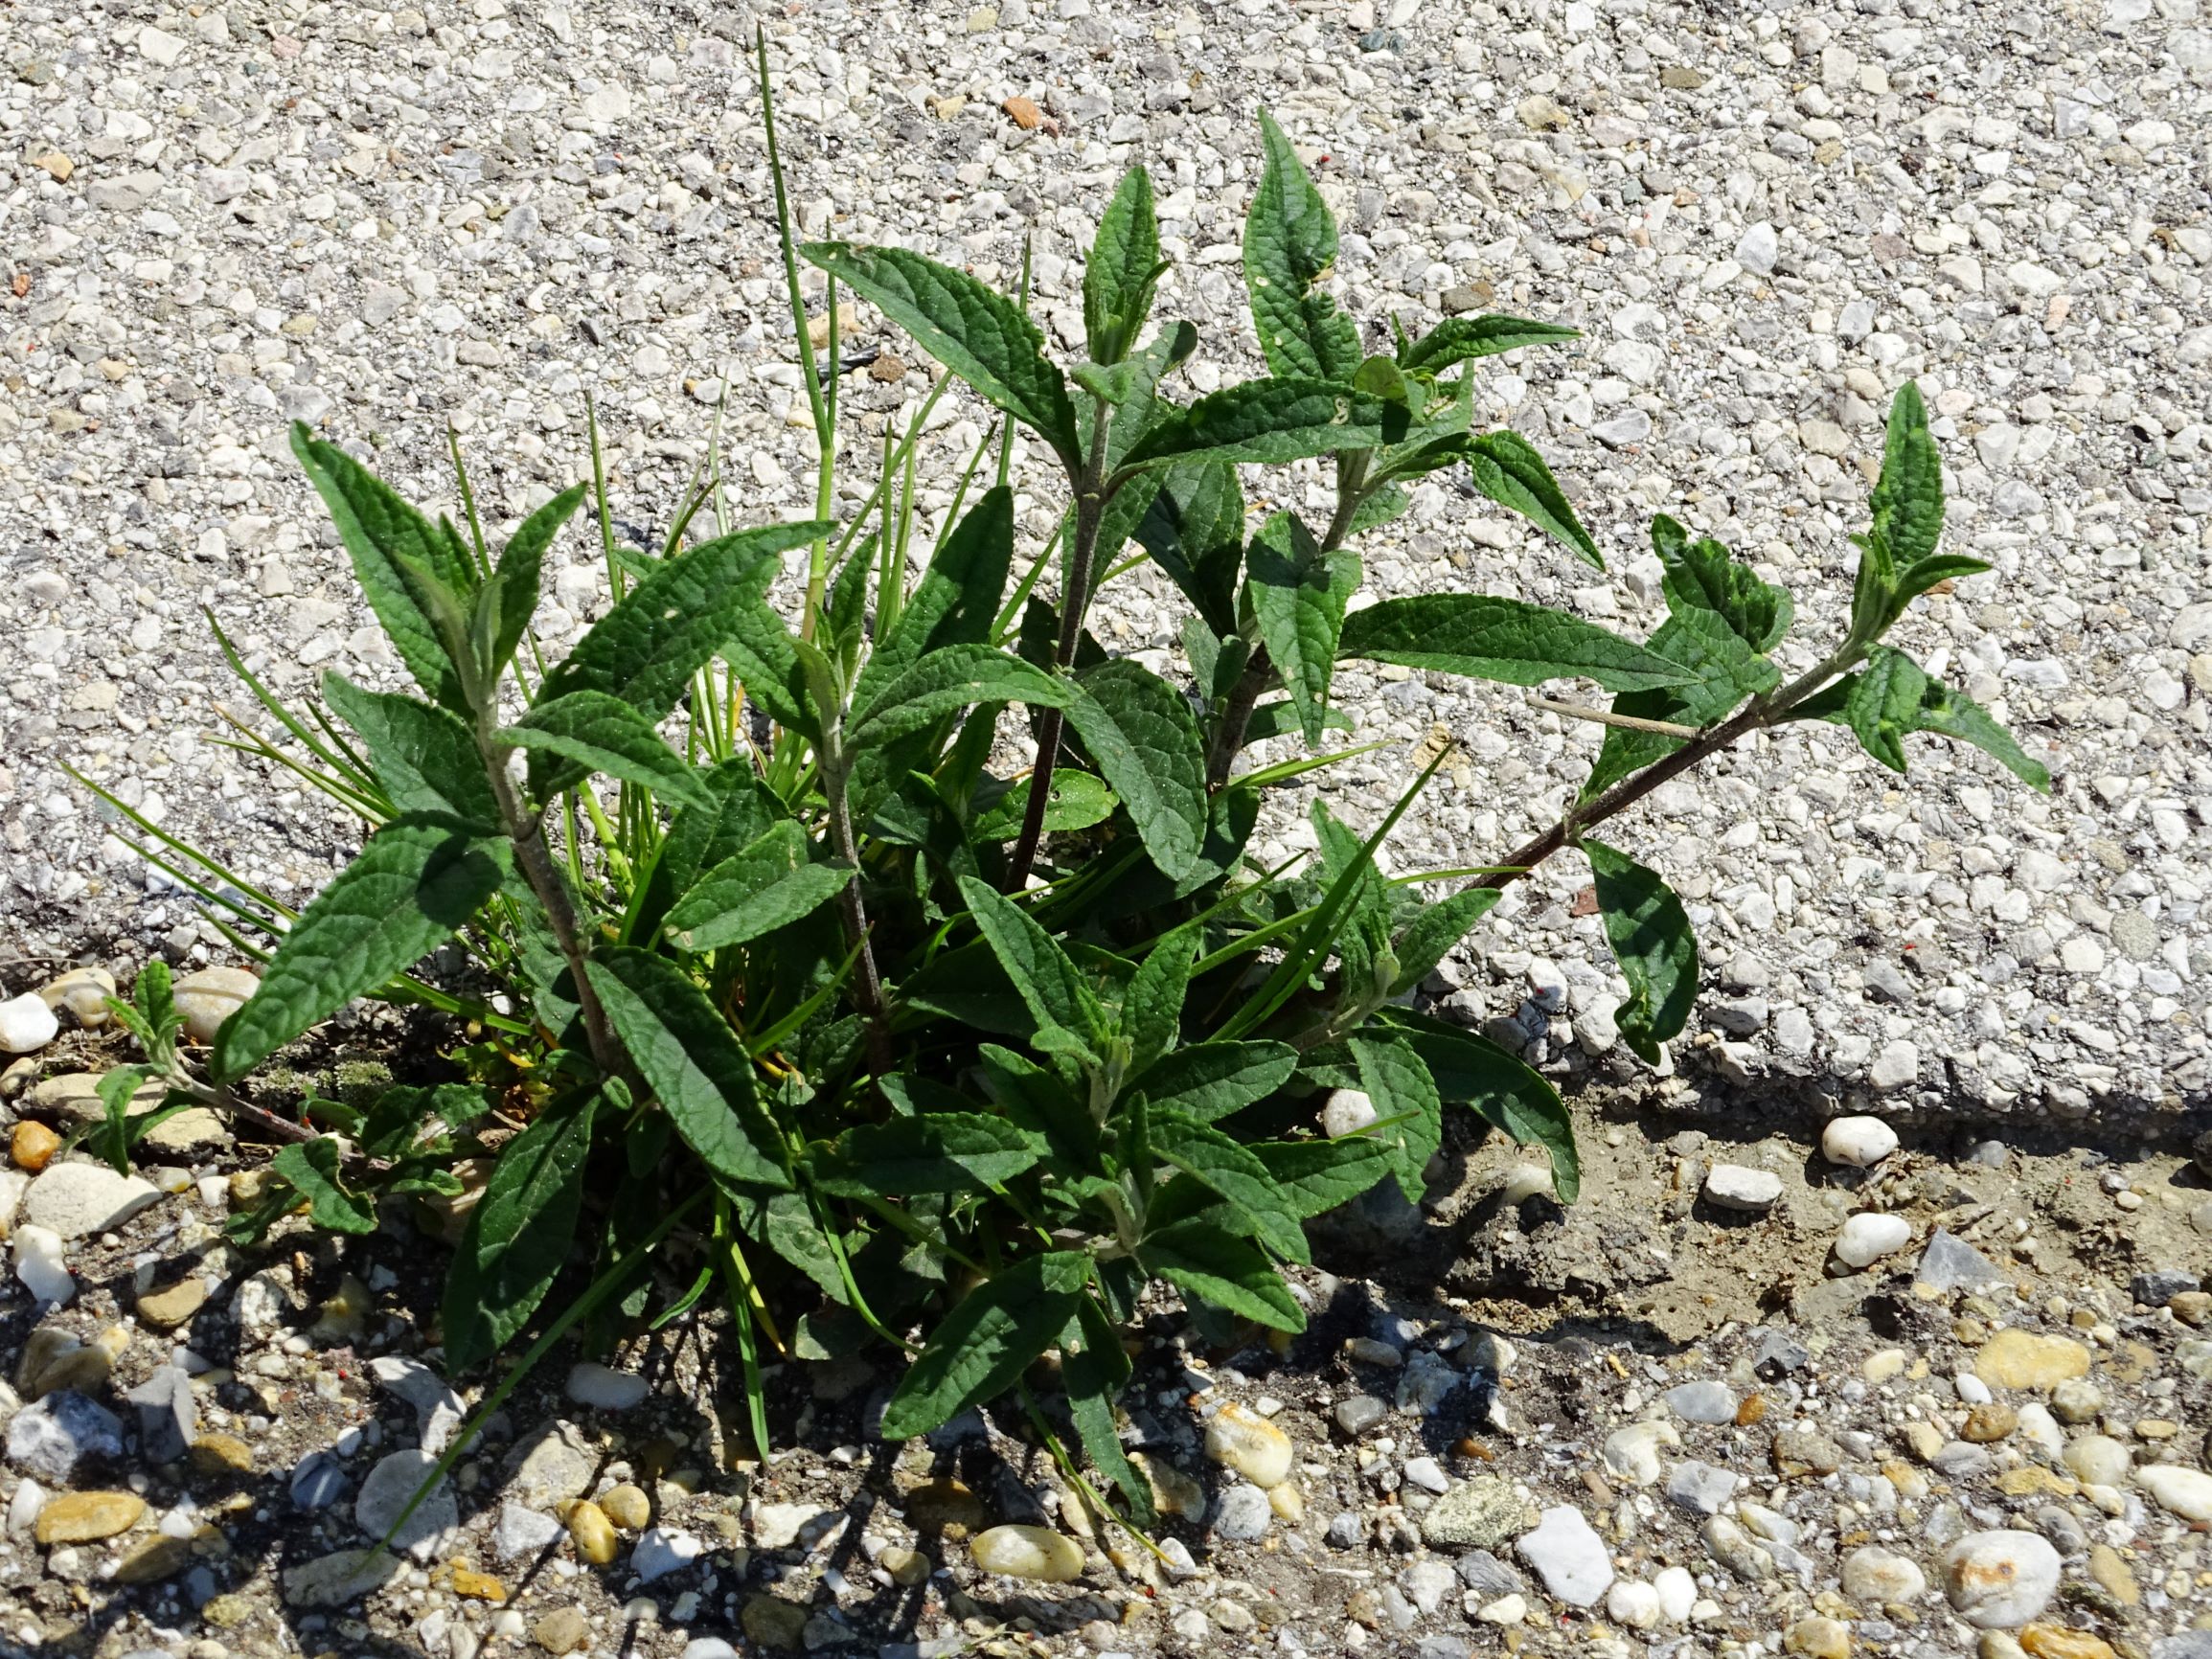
[3,0,2211,1129]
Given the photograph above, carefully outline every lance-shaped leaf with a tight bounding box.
[291,423,478,711]
[269,1138,379,1235]
[850,643,1071,743]
[488,483,585,675]
[322,671,499,828]
[1243,109,1362,382]
[1117,377,1405,474]
[1577,607,1780,802]
[662,820,853,952]
[630,760,782,942]
[536,520,825,716]
[809,1113,1042,1197]
[1869,381,1943,569]
[1464,431,1602,567]
[1651,514,1792,651]
[1120,920,1198,1080]
[1398,314,1581,377]
[585,947,790,1190]
[1253,1136,1398,1218]
[1389,884,1501,997]
[1150,1109,1309,1263]
[1125,1040,1297,1123]
[1084,166,1169,365]
[1381,1011,1580,1203]
[494,690,712,811]
[1062,658,1209,881]
[864,487,1015,699]
[956,875,1106,1057]
[878,1252,1090,1439]
[1246,511,1361,746]
[1339,594,1689,692]
[212,812,510,1081]
[802,241,1081,466]
[442,1082,603,1369]
[1133,460,1244,637]
[1062,1297,1152,1525]
[1585,837,1698,1066]
[969,771,1118,843]
[1139,1219,1305,1331]
[1349,1026,1443,1204]
[1789,646,2049,790]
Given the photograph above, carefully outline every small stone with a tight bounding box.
[453,1565,507,1602]
[2064,1435,2130,1486]
[1516,1505,1613,1606]
[1736,222,1780,275]
[901,1479,986,1532]
[1789,1616,1851,1659]
[1601,1420,1680,1487]
[1422,1476,1536,1550]
[970,1524,1084,1582]
[171,966,259,1044]
[1964,1403,2018,1443]
[1705,1514,1775,1580]
[1666,1461,1740,1514]
[1655,1564,1698,1621]
[191,1432,256,1474]
[1322,1088,1379,1138]
[6,1389,125,1481]
[135,1277,208,1329]
[493,1502,561,1560]
[741,1594,810,1651]
[1211,1484,1271,1542]
[1401,1557,1459,1615]
[112,1534,194,1584]
[1607,1579,1663,1630]
[1204,1402,1292,1488]
[1665,1380,1738,1423]
[1975,1330,2090,1392]
[11,1122,59,1172]
[534,1606,589,1654]
[565,1499,620,1564]
[23,1162,160,1239]
[1944,1531,2063,1628]
[1477,1593,1529,1625]
[564,1361,649,1410]
[282,1548,402,1608]
[1001,95,1041,129]
[878,1545,930,1587]
[353,1450,457,1559]
[34,1489,145,1543]
[1703,1163,1784,1212]
[2051,1378,2104,1422]
[292,1451,351,1511]
[0,992,59,1054]
[2130,1270,2200,1307]
[2020,1626,2117,1659]
[125,1365,195,1464]
[600,1483,650,1529]
[1919,1230,2004,1291]
[1335,1393,1388,1436]
[37,966,116,1027]
[2135,1465,2212,1522]
[1516,94,1569,130]
[503,1421,596,1507]
[2087,1545,2140,1608]
[1843,1545,1928,1604]
[1836,1213,1913,1267]
[630,1526,703,1581]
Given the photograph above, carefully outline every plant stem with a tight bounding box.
[1472,645,1860,895]
[819,750,894,1076]
[1006,399,1114,890]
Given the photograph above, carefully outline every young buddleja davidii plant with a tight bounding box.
[82,72,2044,1528]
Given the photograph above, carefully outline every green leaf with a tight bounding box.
[1650,514,1791,652]
[1125,1040,1297,1123]
[1399,315,1581,377]
[1381,1011,1580,1203]
[322,671,499,828]
[1246,511,1361,746]
[810,1113,1042,1197]
[867,486,1015,696]
[1243,109,1361,382]
[536,521,826,717]
[1790,647,2049,790]
[802,241,1081,466]
[1085,166,1168,365]
[850,643,1071,743]
[1140,1220,1305,1331]
[661,820,851,951]
[1463,430,1601,567]
[1585,837,1698,1065]
[133,959,178,1047]
[493,690,712,811]
[1869,381,1944,568]
[629,760,782,942]
[1133,460,1244,637]
[442,1082,603,1369]
[1349,1027,1443,1204]
[878,1252,1090,1439]
[1062,659,1209,881]
[1243,699,1354,742]
[489,484,584,675]
[956,875,1107,1056]
[969,770,1117,843]
[1253,1136,1398,1218]
[719,599,815,735]
[1310,799,1392,998]
[270,1137,380,1235]
[290,423,476,712]
[585,947,791,1190]
[1118,377,1405,473]
[95,1064,155,1176]
[1120,921,1197,1080]
[1339,594,1689,692]
[1577,608,1781,801]
[1389,884,1501,997]
[1150,1109,1308,1263]
[212,813,509,1081]
[1893,553,1990,610]
[1063,1298,1152,1525]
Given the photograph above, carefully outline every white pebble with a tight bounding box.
[0,992,59,1055]
[565,1361,650,1410]
[1834,1213,1913,1267]
[1820,1115,1900,1167]
[1702,1163,1783,1212]
[12,1224,74,1305]
[1321,1088,1378,1138]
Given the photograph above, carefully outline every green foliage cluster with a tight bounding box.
[82,75,2042,1519]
